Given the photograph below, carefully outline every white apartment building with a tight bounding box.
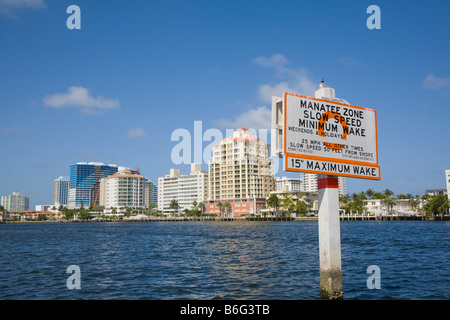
[364,198,416,216]
[158,163,208,214]
[207,128,275,216]
[99,170,146,209]
[446,170,450,201]
[276,177,302,192]
[300,173,346,196]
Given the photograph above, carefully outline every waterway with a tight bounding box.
[0,221,448,300]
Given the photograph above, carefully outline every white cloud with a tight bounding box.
[127,127,148,139]
[213,106,271,131]
[252,53,288,68]
[43,86,120,115]
[422,74,450,90]
[0,0,46,17]
[253,54,316,102]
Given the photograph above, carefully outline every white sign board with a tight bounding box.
[284,93,380,180]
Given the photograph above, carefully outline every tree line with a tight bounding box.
[339,189,449,218]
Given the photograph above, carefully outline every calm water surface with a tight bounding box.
[0,221,448,300]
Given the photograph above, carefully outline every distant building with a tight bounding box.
[53,176,69,206]
[425,189,446,196]
[262,190,319,216]
[1,192,29,211]
[68,162,119,209]
[158,164,208,215]
[35,205,52,212]
[152,184,158,206]
[300,173,346,196]
[364,198,416,216]
[17,211,64,221]
[276,177,302,192]
[144,179,156,208]
[446,170,450,201]
[99,170,146,209]
[207,128,276,217]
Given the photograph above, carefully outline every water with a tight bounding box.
[0,221,448,300]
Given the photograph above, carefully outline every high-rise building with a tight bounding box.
[68,162,119,209]
[300,173,346,196]
[207,128,275,217]
[99,170,146,209]
[446,170,450,201]
[152,184,158,206]
[158,164,208,214]
[53,176,69,206]
[1,192,29,211]
[144,179,156,208]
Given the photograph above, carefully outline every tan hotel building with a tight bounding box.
[207,128,275,217]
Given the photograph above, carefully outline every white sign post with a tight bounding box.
[272,81,380,299]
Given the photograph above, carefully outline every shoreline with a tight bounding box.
[1,215,448,224]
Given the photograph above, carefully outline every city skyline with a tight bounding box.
[1,1,450,208]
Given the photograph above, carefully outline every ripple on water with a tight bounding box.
[0,221,448,299]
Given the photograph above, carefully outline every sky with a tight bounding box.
[1,0,449,208]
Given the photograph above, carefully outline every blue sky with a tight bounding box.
[1,0,449,207]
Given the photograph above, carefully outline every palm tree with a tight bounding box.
[365,189,375,199]
[223,201,232,218]
[293,200,308,215]
[169,200,180,216]
[267,194,280,217]
[148,203,157,214]
[217,201,223,217]
[383,198,396,214]
[281,193,294,216]
[198,202,206,216]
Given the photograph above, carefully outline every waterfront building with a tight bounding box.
[276,176,302,192]
[1,191,29,211]
[68,162,119,209]
[364,198,416,216]
[207,128,276,217]
[53,176,69,206]
[158,164,208,215]
[99,170,146,210]
[446,170,450,201]
[262,190,318,216]
[16,210,64,221]
[300,172,346,196]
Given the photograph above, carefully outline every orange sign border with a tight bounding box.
[283,92,380,180]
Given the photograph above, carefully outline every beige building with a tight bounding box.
[207,128,275,217]
[99,170,146,210]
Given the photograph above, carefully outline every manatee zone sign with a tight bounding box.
[284,93,380,180]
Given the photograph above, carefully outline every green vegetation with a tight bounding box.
[339,189,449,216]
